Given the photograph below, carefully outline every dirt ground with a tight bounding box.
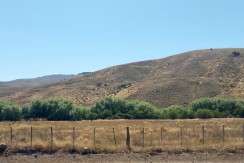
[1,151,244,163]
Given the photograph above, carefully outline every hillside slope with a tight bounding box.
[2,49,244,107]
[0,75,76,98]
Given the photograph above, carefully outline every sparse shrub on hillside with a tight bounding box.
[96,82,102,87]
[117,83,132,90]
[232,51,240,57]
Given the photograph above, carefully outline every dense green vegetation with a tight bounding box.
[0,97,244,121]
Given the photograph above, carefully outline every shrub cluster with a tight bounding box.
[0,97,244,121]
[0,101,21,121]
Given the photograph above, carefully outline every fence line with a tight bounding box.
[3,125,244,150]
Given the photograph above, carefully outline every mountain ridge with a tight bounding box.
[2,48,244,107]
[0,73,91,98]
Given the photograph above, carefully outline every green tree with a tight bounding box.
[69,106,89,120]
[0,101,21,121]
[196,109,213,119]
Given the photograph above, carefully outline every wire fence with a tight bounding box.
[1,124,244,150]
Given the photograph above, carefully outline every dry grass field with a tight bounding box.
[1,118,244,153]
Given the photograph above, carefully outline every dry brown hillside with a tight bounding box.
[2,48,244,107]
[0,75,77,98]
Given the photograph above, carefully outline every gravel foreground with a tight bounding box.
[1,151,244,163]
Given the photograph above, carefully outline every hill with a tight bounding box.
[0,74,77,98]
[2,48,244,107]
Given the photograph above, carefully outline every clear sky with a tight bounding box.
[0,0,244,81]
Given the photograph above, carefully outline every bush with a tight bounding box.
[0,97,244,121]
[196,109,213,119]
[90,97,160,119]
[128,100,160,119]
[0,101,22,121]
[189,98,244,117]
[233,107,244,118]
[162,105,194,119]
[27,99,75,120]
[69,106,89,120]
[232,51,240,57]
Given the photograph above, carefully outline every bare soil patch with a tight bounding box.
[1,150,244,163]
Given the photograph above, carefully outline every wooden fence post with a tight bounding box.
[202,126,205,145]
[93,128,96,146]
[160,127,163,146]
[51,127,53,150]
[30,126,33,150]
[222,125,225,144]
[10,127,12,146]
[142,128,145,147]
[73,127,75,149]
[113,128,116,145]
[126,127,131,150]
[243,124,244,143]
[180,127,183,148]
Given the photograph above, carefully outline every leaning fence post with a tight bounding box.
[202,126,205,145]
[126,127,131,150]
[113,128,117,145]
[51,127,53,150]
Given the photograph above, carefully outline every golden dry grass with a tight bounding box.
[0,118,244,152]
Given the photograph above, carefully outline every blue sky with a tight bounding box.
[0,0,244,81]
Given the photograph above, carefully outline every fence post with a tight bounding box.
[30,126,33,150]
[160,127,163,146]
[113,128,117,145]
[126,127,131,150]
[243,124,244,143]
[222,125,225,144]
[202,126,205,145]
[10,127,13,146]
[142,128,145,147]
[93,128,96,146]
[180,127,183,148]
[51,127,53,150]
[73,127,75,149]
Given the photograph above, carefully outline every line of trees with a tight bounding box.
[0,97,244,121]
